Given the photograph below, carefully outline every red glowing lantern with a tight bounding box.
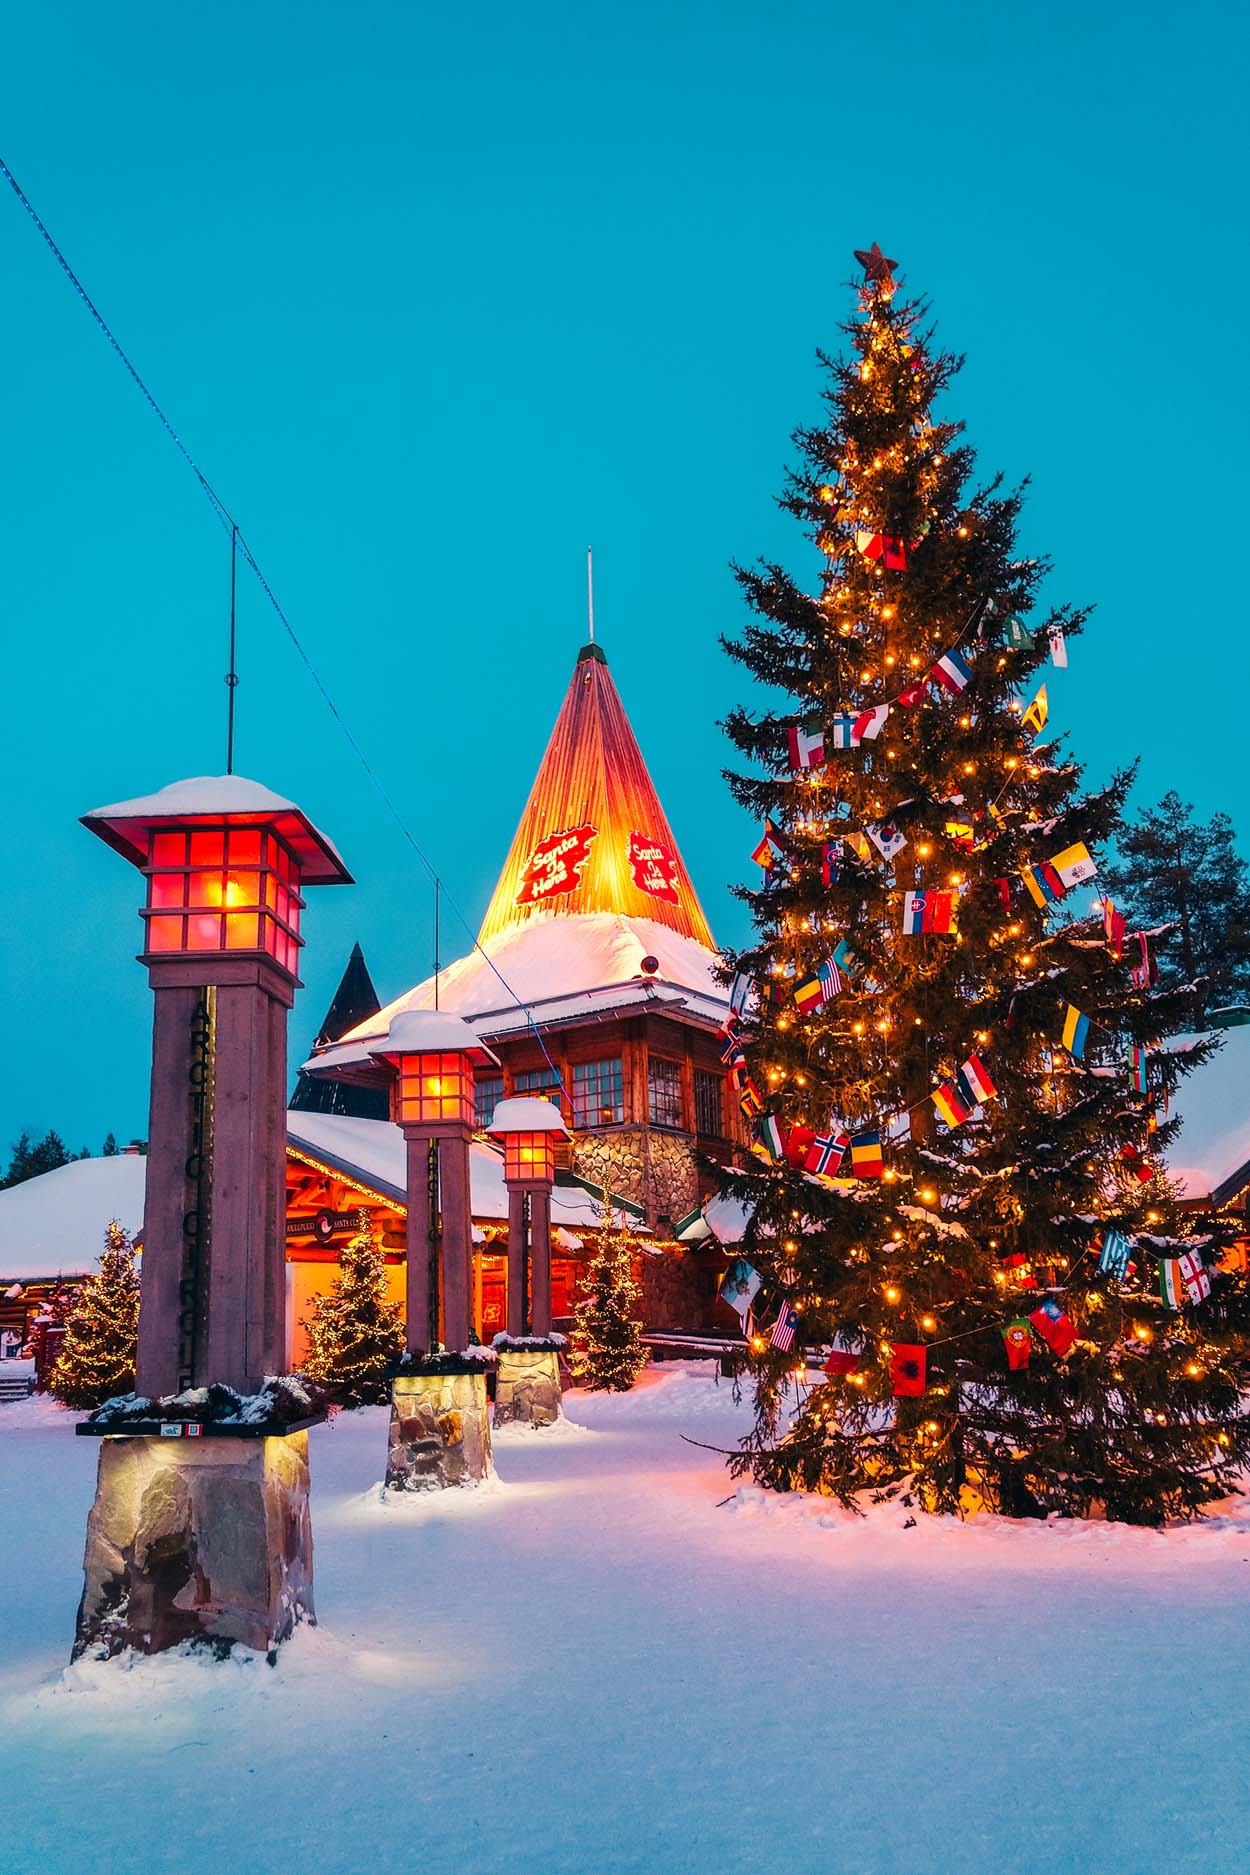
[370,1011,500,1130]
[487,1095,569,1185]
[82,775,352,978]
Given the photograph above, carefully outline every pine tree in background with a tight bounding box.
[102,1133,119,1156]
[49,1220,140,1409]
[299,1211,405,1406]
[1104,792,1250,1028]
[570,1226,649,1392]
[719,244,1250,1525]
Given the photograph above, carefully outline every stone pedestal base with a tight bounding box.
[74,1431,314,1660]
[494,1347,563,1427]
[386,1371,493,1490]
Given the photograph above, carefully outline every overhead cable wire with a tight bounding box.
[0,152,568,1094]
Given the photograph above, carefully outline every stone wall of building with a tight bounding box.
[572,1128,699,1231]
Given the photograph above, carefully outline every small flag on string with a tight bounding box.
[1021,860,1066,908]
[820,841,842,887]
[866,819,908,862]
[824,1345,861,1377]
[929,648,973,695]
[955,1054,997,1107]
[728,971,752,1018]
[805,1128,850,1178]
[1029,1296,1076,1357]
[718,1258,761,1320]
[770,1305,800,1351]
[1159,1250,1211,1308]
[1004,614,1032,647]
[1129,1045,1149,1094]
[856,531,909,570]
[1060,1004,1090,1059]
[739,1079,764,1120]
[794,955,844,1012]
[932,1082,972,1129]
[889,1343,927,1396]
[1002,1319,1031,1370]
[896,679,928,708]
[784,1125,817,1169]
[720,1029,746,1068]
[829,713,858,750]
[945,819,976,850]
[1097,1229,1132,1279]
[994,877,1012,911]
[1021,685,1049,735]
[1102,898,1126,959]
[901,889,957,935]
[753,1113,786,1162]
[850,1130,884,1179]
[829,938,860,979]
[1052,842,1097,888]
[751,821,789,870]
[852,703,890,744]
[787,716,826,771]
[1129,933,1158,990]
[1049,627,1068,668]
[1120,1144,1152,1184]
[844,830,873,863]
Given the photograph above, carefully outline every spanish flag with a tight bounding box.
[850,1129,884,1179]
[751,820,788,870]
[1060,1003,1090,1059]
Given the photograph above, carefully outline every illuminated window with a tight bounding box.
[648,1057,683,1129]
[573,1058,623,1127]
[693,1068,723,1137]
[474,1073,504,1129]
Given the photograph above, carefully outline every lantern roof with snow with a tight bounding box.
[368,1009,500,1068]
[82,774,353,886]
[486,1097,570,1139]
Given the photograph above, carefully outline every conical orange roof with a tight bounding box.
[477,643,715,949]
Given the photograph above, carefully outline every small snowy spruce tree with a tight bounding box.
[50,1219,140,1409]
[299,1211,405,1406]
[571,1226,649,1392]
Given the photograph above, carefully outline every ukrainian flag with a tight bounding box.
[1061,1004,1090,1059]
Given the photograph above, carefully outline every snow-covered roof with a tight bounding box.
[1164,1026,1250,1204]
[304,910,729,1079]
[0,1112,639,1283]
[82,774,352,885]
[287,1112,639,1229]
[0,1155,147,1281]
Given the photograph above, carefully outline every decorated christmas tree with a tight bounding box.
[570,1225,649,1392]
[49,1220,140,1409]
[719,243,1250,1524]
[299,1211,405,1406]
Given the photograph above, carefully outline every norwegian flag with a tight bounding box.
[804,1128,850,1177]
[720,1030,746,1069]
[770,1306,800,1352]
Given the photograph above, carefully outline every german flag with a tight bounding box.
[931,1083,971,1129]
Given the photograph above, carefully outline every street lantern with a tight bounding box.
[487,1095,569,1337]
[487,1095,569,1184]
[368,1011,499,1353]
[81,775,352,1396]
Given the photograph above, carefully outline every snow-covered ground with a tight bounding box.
[4,1363,1250,1874]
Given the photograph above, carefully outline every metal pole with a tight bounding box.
[225,524,239,773]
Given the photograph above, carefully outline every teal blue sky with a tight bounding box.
[2,1,1246,1155]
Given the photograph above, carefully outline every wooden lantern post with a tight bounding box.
[369,1010,499,1353]
[486,1096,569,1336]
[73,774,351,1657]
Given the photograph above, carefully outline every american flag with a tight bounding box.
[770,1306,800,1352]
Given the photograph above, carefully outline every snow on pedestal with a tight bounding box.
[385,1358,495,1490]
[491,1334,565,1428]
[74,1431,314,1659]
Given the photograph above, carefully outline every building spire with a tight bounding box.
[477,643,714,949]
[586,545,595,644]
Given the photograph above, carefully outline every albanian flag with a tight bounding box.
[890,1343,927,1397]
